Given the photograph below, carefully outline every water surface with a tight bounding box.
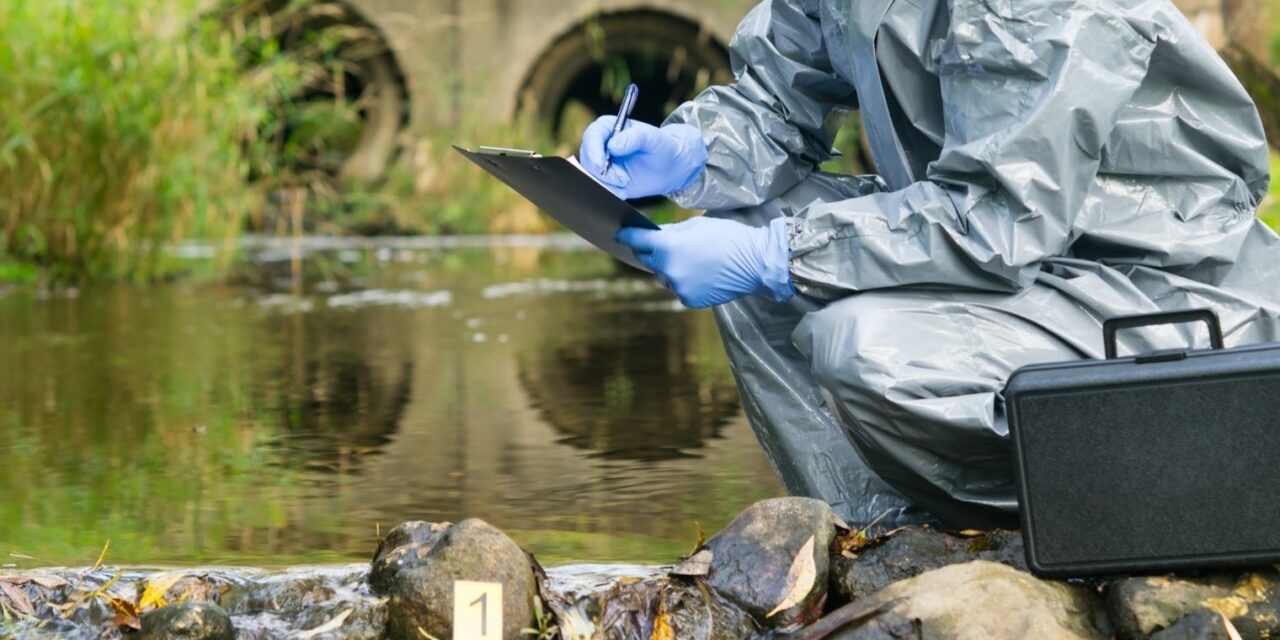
[0,238,782,568]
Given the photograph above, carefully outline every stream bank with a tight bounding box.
[3,497,1275,639]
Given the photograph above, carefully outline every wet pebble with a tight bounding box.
[140,601,234,640]
[1105,570,1280,639]
[829,526,1027,603]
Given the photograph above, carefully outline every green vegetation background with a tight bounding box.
[1,0,1278,283]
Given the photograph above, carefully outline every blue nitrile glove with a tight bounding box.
[616,216,795,309]
[579,116,708,200]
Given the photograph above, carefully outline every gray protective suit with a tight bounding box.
[664,0,1277,527]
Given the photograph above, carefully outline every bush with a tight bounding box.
[0,0,267,282]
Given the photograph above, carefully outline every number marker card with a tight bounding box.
[453,580,502,640]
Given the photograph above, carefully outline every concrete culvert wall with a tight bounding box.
[248,0,1270,178]
[517,10,733,135]
[220,0,410,182]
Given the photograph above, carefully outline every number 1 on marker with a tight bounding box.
[454,581,502,639]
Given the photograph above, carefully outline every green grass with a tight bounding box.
[1262,151,1280,229]
[0,0,281,283]
[0,1,1275,283]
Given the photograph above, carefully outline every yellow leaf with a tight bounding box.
[138,572,186,611]
[650,599,675,640]
[767,535,817,618]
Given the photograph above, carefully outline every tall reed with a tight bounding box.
[0,0,267,282]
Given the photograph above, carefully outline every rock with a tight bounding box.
[383,519,537,640]
[839,561,1107,640]
[1105,570,1280,639]
[1150,610,1235,640]
[701,497,837,629]
[369,521,450,595]
[591,576,759,640]
[833,612,923,640]
[830,526,1027,603]
[140,601,235,640]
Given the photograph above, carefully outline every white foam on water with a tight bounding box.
[326,289,453,309]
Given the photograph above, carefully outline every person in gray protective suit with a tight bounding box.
[577,0,1277,528]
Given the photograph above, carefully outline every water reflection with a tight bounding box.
[519,307,741,460]
[0,241,783,568]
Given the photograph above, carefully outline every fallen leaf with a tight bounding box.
[650,599,675,640]
[1223,614,1243,640]
[114,607,141,631]
[105,595,138,618]
[138,572,187,611]
[297,608,353,638]
[833,515,851,532]
[670,549,712,577]
[0,581,34,617]
[105,594,141,631]
[26,575,70,590]
[766,535,817,619]
[834,526,905,556]
[792,598,903,640]
[47,601,77,615]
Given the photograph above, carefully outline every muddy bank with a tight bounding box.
[2,498,1276,639]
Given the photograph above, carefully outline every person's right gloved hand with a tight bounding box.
[578,116,708,200]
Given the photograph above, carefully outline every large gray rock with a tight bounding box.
[1105,570,1280,639]
[140,601,235,640]
[383,519,537,640]
[833,561,1107,640]
[701,497,837,629]
[830,526,1027,603]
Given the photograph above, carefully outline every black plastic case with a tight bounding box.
[1006,309,1280,578]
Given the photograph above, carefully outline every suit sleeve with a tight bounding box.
[664,0,858,211]
[785,0,1157,298]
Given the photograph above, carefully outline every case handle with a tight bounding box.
[1103,309,1224,359]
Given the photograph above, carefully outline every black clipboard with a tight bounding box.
[455,146,659,272]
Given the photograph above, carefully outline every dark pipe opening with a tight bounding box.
[520,11,733,138]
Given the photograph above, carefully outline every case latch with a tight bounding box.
[1134,349,1188,364]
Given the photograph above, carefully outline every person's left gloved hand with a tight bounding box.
[616,216,795,309]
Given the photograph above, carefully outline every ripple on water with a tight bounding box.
[256,294,315,313]
[325,289,453,309]
[481,278,656,300]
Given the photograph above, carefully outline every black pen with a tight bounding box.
[601,83,640,177]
